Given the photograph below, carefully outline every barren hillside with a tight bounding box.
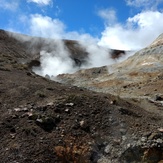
[58,34,163,115]
[0,30,163,163]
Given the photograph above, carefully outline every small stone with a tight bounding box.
[27,112,33,117]
[56,115,60,118]
[148,132,158,140]
[110,101,114,104]
[79,120,90,132]
[56,127,59,130]
[122,136,127,141]
[10,133,15,139]
[65,108,70,113]
[141,137,147,142]
[27,104,32,109]
[88,142,92,145]
[127,143,131,148]
[36,118,43,123]
[104,144,111,154]
[47,102,53,106]
[23,107,28,112]
[14,107,28,112]
[14,108,21,112]
[79,120,85,127]
[20,113,27,118]
[28,113,38,120]
[65,103,74,106]
[156,138,163,144]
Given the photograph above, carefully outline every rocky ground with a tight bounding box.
[57,34,163,116]
[0,30,163,163]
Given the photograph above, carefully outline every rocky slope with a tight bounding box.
[0,29,163,163]
[57,34,163,114]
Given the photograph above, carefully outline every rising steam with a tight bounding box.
[33,40,78,77]
[33,39,117,78]
[9,30,134,79]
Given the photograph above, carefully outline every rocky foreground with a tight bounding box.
[0,30,163,162]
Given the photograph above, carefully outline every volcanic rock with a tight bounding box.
[0,29,163,162]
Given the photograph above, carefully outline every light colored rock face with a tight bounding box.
[119,33,163,68]
[149,33,163,48]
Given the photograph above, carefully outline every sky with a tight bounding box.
[0,0,163,50]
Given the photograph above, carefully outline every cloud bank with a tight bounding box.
[98,10,163,50]
[27,10,163,51]
[5,0,163,51]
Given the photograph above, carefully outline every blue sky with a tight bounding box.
[0,0,163,50]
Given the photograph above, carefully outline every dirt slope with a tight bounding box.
[0,30,163,163]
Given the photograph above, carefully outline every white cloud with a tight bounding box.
[98,10,163,50]
[29,14,65,38]
[28,14,97,42]
[27,0,52,6]
[125,0,163,9]
[127,11,163,28]
[98,8,117,25]
[0,0,19,11]
[126,0,152,7]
